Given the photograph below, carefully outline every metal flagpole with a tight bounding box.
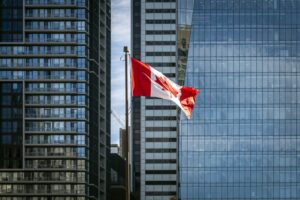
[123,46,130,200]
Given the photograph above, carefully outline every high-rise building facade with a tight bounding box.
[179,0,300,199]
[131,0,178,199]
[0,0,111,199]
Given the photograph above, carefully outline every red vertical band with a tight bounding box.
[180,86,200,119]
[131,57,151,96]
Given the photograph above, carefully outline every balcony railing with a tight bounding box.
[25,88,83,93]
[25,163,85,169]
[25,140,85,145]
[25,152,85,157]
[25,0,77,6]
[26,13,77,18]
[25,127,83,132]
[25,99,85,105]
[25,113,85,119]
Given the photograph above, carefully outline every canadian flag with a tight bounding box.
[131,57,199,119]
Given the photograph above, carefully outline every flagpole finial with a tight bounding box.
[123,46,129,53]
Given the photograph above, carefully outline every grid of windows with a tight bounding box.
[179,0,300,199]
[0,0,110,199]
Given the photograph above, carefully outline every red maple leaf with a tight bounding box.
[155,75,179,97]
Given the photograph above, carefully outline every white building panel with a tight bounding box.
[145,163,177,170]
[145,110,177,116]
[145,174,177,181]
[145,142,177,149]
[145,196,174,200]
[145,3,176,9]
[145,24,176,30]
[145,99,175,105]
[145,13,176,20]
[156,67,177,74]
[145,185,177,191]
[145,153,177,159]
[145,45,176,52]
[145,56,177,63]
[145,55,176,62]
[145,131,177,138]
[145,34,176,41]
[145,120,177,127]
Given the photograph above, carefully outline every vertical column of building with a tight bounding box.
[0,0,29,197]
[88,0,111,199]
[138,0,178,199]
[0,0,24,177]
[105,0,112,199]
[23,0,90,198]
[131,0,142,199]
[88,0,100,199]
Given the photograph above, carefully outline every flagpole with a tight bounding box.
[123,46,130,200]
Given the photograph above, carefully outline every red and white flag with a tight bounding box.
[131,57,199,119]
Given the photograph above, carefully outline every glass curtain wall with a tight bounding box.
[179,0,300,199]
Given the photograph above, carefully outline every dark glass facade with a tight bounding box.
[0,0,23,42]
[131,0,141,199]
[0,0,110,199]
[179,0,300,199]
[0,82,23,169]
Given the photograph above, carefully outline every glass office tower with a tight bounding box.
[0,0,111,199]
[179,0,300,199]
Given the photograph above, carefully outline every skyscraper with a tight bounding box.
[179,0,300,199]
[131,0,178,199]
[0,0,111,199]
